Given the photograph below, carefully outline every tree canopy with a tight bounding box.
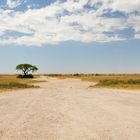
[16,64,38,78]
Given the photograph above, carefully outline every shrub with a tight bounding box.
[95,73,100,76]
[16,74,23,78]
[17,74,34,79]
[73,73,79,76]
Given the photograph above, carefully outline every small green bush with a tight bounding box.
[16,74,23,78]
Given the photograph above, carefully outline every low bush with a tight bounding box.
[17,74,34,78]
[16,74,23,78]
[73,73,80,76]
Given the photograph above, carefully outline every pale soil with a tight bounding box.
[0,77,140,140]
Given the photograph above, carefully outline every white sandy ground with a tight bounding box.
[0,77,140,140]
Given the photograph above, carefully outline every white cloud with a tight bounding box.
[7,0,24,8]
[0,0,140,46]
[135,34,140,39]
[128,15,140,32]
[108,0,140,13]
[128,15,140,39]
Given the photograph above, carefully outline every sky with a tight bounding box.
[0,0,140,74]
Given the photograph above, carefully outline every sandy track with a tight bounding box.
[0,77,140,140]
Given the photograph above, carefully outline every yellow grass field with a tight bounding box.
[46,74,140,89]
[0,75,40,92]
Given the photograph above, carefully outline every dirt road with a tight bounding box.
[0,77,140,140]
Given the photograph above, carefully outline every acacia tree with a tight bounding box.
[16,64,38,78]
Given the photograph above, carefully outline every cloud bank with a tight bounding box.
[0,0,140,46]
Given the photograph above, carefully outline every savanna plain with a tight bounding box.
[0,74,140,140]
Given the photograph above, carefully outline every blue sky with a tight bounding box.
[0,0,140,73]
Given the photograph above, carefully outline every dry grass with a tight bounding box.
[0,75,40,92]
[46,73,140,89]
[46,73,140,81]
[90,79,140,89]
[81,74,140,89]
